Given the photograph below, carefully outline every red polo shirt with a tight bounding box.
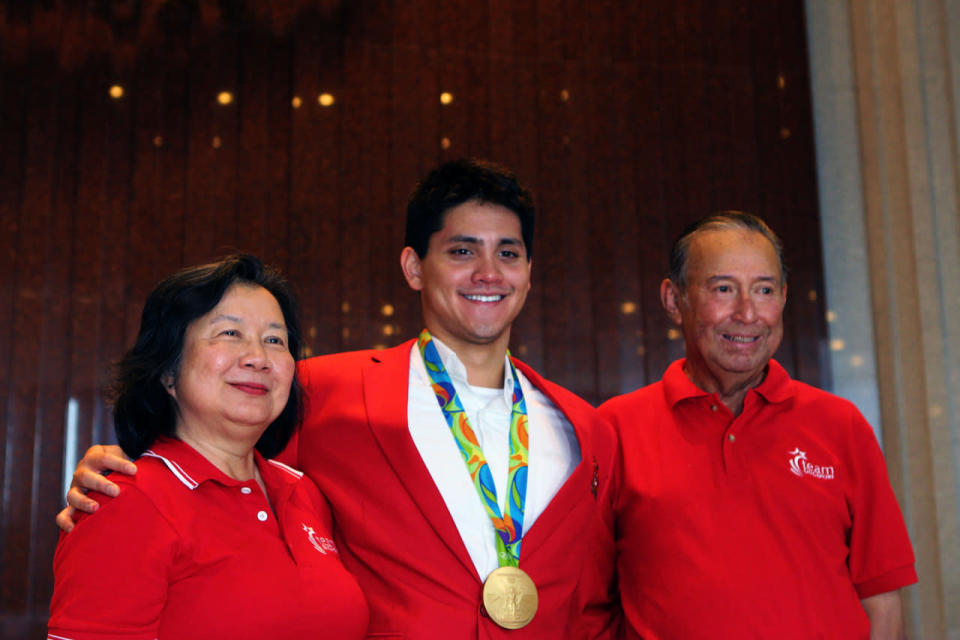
[600,359,916,640]
[49,436,368,639]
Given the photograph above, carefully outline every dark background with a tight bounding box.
[0,1,827,635]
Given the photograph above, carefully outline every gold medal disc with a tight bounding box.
[481,566,538,629]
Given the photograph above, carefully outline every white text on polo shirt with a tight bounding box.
[302,523,338,554]
[788,448,835,480]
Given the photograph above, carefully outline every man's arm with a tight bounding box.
[861,590,906,640]
[54,445,137,532]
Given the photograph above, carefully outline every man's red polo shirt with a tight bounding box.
[600,359,916,639]
[49,436,368,639]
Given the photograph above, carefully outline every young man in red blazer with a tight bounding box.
[59,159,620,639]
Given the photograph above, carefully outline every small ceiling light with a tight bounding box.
[441,137,451,149]
[291,96,303,108]
[109,85,124,99]
[318,93,335,107]
[440,92,454,105]
[381,303,395,317]
[217,91,234,105]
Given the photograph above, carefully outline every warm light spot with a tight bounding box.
[826,310,837,323]
[318,93,335,107]
[780,127,791,139]
[562,135,570,146]
[441,137,451,150]
[341,302,351,314]
[153,136,164,147]
[304,346,314,357]
[212,136,222,149]
[777,73,786,90]
[830,338,845,351]
[516,344,528,355]
[109,85,124,99]
[342,327,351,339]
[217,91,234,105]
[309,326,317,338]
[807,289,817,302]
[291,96,303,108]
[930,404,943,418]
[850,355,864,367]
[620,301,637,315]
[381,303,395,317]
[440,92,454,105]
[560,89,570,102]
[667,328,682,341]
[382,324,395,336]
[636,345,646,356]
[373,343,387,351]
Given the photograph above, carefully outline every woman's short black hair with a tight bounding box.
[111,254,303,459]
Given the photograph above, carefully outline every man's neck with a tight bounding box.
[427,330,510,388]
[683,358,767,417]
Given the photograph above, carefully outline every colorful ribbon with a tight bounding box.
[417,329,530,567]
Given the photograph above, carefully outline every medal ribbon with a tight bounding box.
[417,329,529,567]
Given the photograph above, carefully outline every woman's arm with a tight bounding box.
[49,483,175,639]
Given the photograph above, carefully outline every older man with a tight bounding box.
[600,212,916,639]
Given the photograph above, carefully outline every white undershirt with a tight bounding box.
[407,338,580,580]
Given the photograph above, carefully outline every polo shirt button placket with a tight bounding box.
[240,486,252,495]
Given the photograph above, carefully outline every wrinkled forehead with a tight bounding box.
[687,228,784,281]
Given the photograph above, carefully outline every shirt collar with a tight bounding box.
[143,435,300,491]
[428,334,517,406]
[662,358,794,408]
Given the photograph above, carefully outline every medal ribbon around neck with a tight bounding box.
[417,329,530,568]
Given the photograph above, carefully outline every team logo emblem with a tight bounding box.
[788,448,835,480]
[302,523,338,554]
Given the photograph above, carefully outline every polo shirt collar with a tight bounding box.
[750,358,794,404]
[663,358,795,408]
[143,435,300,491]
[429,333,516,405]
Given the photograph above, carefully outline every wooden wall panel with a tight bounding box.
[0,1,828,634]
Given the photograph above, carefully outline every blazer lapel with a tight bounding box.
[511,359,595,563]
[362,340,479,579]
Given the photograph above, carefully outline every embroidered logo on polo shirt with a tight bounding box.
[788,448,835,480]
[302,523,338,554]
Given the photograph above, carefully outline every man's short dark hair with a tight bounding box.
[111,254,303,459]
[404,158,535,259]
[668,211,786,288]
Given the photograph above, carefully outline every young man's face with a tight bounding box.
[401,200,532,354]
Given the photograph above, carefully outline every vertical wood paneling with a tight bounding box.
[0,2,828,634]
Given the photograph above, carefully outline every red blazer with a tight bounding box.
[288,340,620,639]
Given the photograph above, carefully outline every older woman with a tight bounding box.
[48,255,368,639]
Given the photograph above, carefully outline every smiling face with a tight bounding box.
[166,283,296,449]
[400,200,531,355]
[662,228,786,394]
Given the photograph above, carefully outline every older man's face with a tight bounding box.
[667,228,786,391]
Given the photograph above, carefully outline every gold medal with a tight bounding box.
[481,566,538,629]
